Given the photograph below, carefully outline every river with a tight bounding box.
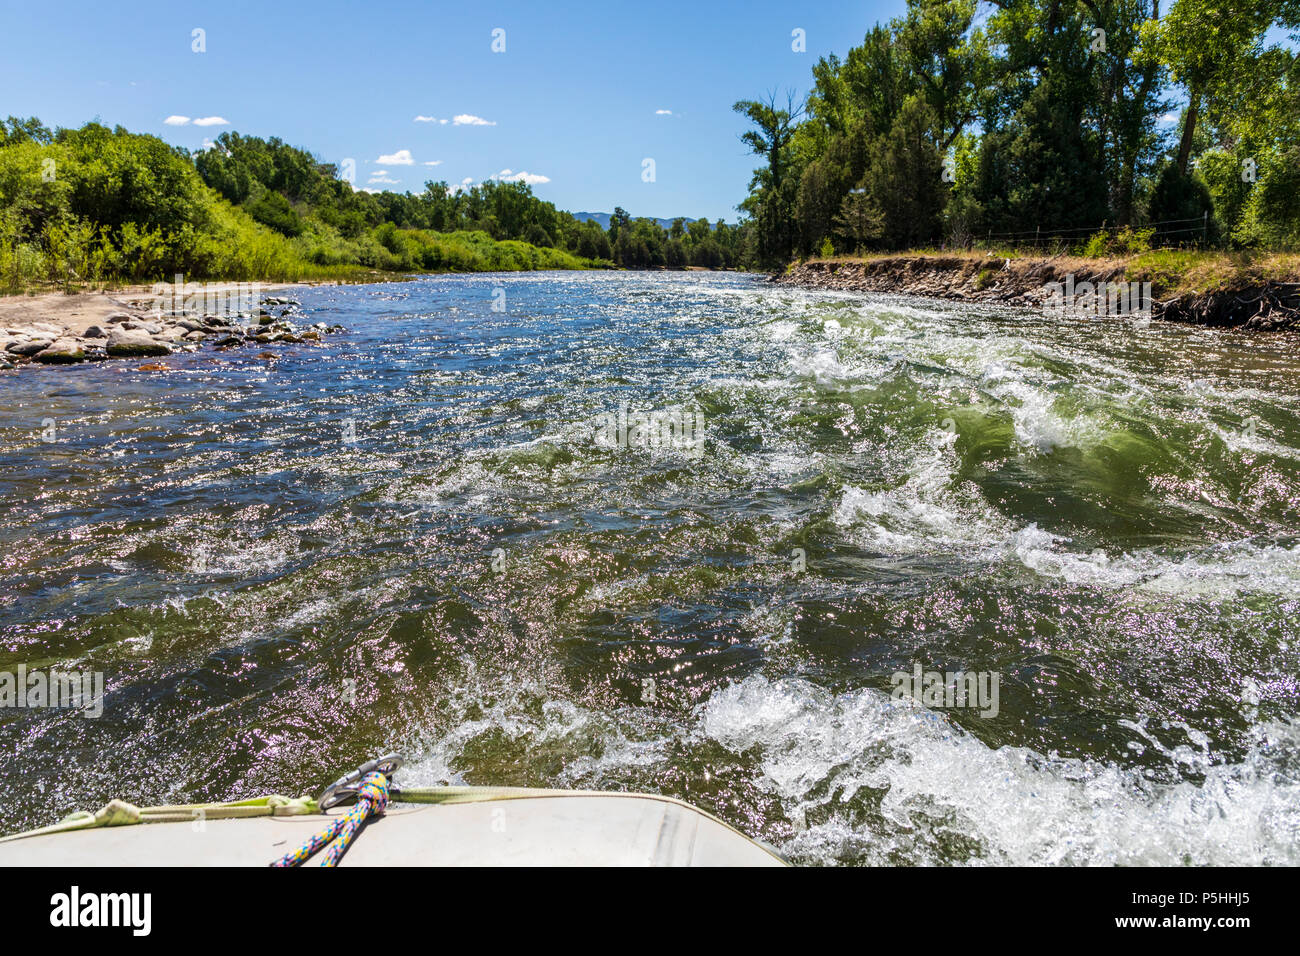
[2,270,1298,864]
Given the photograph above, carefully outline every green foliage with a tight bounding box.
[1082,226,1155,258]
[0,118,654,290]
[244,188,304,236]
[736,0,1300,261]
[1197,150,1253,240]
[1148,164,1215,243]
[1236,146,1300,248]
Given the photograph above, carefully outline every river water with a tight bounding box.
[2,271,1298,864]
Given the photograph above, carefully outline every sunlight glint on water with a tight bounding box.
[1,272,1297,864]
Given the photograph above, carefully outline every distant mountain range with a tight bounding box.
[572,212,705,230]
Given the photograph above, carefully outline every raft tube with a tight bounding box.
[0,788,786,867]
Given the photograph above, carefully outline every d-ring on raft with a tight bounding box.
[0,754,786,867]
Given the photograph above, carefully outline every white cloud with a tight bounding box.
[414,115,439,123]
[368,175,398,185]
[1157,112,1179,124]
[373,169,388,176]
[377,149,415,165]
[494,168,551,185]
[453,114,496,126]
[423,160,443,166]
[655,109,672,115]
[163,115,191,126]
[192,116,229,127]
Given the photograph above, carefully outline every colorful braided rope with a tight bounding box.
[271,771,390,867]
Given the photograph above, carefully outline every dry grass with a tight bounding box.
[807,248,1300,297]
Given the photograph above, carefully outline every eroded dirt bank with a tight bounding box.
[775,256,1300,331]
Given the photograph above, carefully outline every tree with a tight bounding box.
[866,95,947,248]
[1155,0,1287,175]
[834,186,885,251]
[733,90,804,265]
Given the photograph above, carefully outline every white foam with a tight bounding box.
[403,670,1300,866]
[698,675,1300,866]
[833,431,1012,554]
[1011,529,1300,598]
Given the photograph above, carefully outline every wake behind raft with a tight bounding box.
[0,754,786,867]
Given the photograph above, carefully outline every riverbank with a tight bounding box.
[775,251,1300,331]
[0,285,343,368]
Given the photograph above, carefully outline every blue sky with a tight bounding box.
[1,0,909,222]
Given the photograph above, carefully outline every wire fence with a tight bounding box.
[965,213,1212,251]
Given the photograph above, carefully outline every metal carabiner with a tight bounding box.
[317,753,404,811]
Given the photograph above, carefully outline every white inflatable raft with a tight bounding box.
[0,788,785,867]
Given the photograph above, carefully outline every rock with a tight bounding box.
[33,338,87,364]
[178,319,206,332]
[122,319,163,334]
[106,328,171,357]
[7,338,53,356]
[301,330,320,341]
[136,362,169,371]
[105,312,135,325]
[184,330,207,342]
[213,335,243,348]
[257,351,278,360]
[82,325,107,338]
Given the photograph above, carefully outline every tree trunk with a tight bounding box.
[1118,48,1162,226]
[1176,85,1201,176]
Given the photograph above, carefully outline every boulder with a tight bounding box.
[33,338,87,364]
[7,338,53,356]
[82,325,106,338]
[106,328,170,357]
